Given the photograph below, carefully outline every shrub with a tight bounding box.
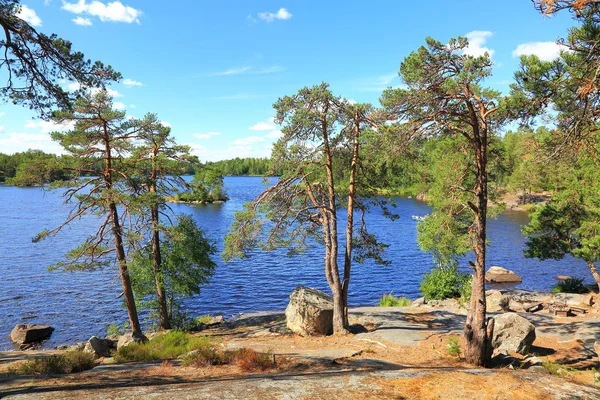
[552,277,589,294]
[114,331,211,363]
[181,346,231,367]
[7,351,95,375]
[420,265,471,301]
[378,293,412,307]
[446,337,461,357]
[232,348,274,372]
[182,347,275,371]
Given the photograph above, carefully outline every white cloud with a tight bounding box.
[211,66,251,76]
[122,78,142,87]
[264,129,282,139]
[72,16,92,26]
[128,104,136,108]
[258,8,292,22]
[113,101,126,109]
[464,31,495,58]
[354,73,399,92]
[233,136,265,146]
[160,121,171,127]
[0,112,5,117]
[0,126,4,133]
[209,66,284,77]
[193,131,221,140]
[66,83,124,98]
[17,5,42,26]
[25,120,75,133]
[249,117,281,139]
[0,132,64,154]
[61,0,142,24]
[512,41,566,61]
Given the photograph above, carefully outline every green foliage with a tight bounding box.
[6,351,95,375]
[114,331,211,362]
[378,293,412,307]
[205,157,279,176]
[552,278,589,294]
[176,167,228,202]
[446,337,461,357]
[420,265,471,301]
[130,214,216,328]
[106,322,128,337]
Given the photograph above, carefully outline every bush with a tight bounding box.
[7,351,95,376]
[420,265,471,301]
[114,331,211,363]
[552,277,589,294]
[446,337,461,357]
[232,348,274,372]
[182,347,275,371]
[378,293,412,307]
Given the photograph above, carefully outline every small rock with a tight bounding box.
[492,312,536,355]
[412,297,426,307]
[67,342,86,352]
[555,275,573,281]
[84,336,112,358]
[523,355,543,368]
[486,266,522,284]
[486,290,510,312]
[10,324,54,345]
[285,285,333,336]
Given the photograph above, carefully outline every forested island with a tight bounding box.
[2,0,600,398]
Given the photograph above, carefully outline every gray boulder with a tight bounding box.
[485,266,522,284]
[84,336,112,358]
[116,332,147,349]
[492,312,536,355]
[10,324,54,344]
[554,293,594,306]
[486,290,510,312]
[285,286,333,336]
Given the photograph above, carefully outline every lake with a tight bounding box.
[0,176,591,349]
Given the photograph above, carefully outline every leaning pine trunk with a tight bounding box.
[587,261,600,293]
[463,140,493,366]
[151,204,171,330]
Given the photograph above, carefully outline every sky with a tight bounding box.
[0,0,577,161]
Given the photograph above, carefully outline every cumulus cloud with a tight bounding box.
[0,132,66,154]
[193,131,221,140]
[464,31,495,58]
[122,78,142,87]
[249,118,282,139]
[72,16,92,25]
[512,41,566,61]
[17,5,42,26]
[258,8,292,22]
[0,125,5,133]
[61,0,142,24]
[211,66,252,76]
[25,120,75,133]
[160,121,171,127]
[113,101,126,109]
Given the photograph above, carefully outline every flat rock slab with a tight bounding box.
[10,324,54,345]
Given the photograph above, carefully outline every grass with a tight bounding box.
[542,361,566,376]
[114,331,211,363]
[446,337,461,357]
[5,351,95,376]
[182,347,275,372]
[379,292,412,307]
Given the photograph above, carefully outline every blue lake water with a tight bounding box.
[0,176,591,349]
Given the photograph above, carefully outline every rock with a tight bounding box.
[67,342,86,352]
[594,341,600,362]
[523,355,543,368]
[425,298,460,309]
[555,275,573,281]
[412,297,426,307]
[503,290,553,312]
[116,332,147,349]
[554,293,594,307]
[492,312,536,355]
[84,336,112,358]
[486,290,510,312]
[485,266,522,284]
[285,286,333,336]
[10,324,54,345]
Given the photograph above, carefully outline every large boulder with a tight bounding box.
[486,290,510,312]
[486,266,522,284]
[503,290,554,312]
[84,336,112,358]
[492,313,536,355]
[554,293,594,307]
[285,286,333,336]
[10,324,54,345]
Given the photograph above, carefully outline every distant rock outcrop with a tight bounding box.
[10,324,54,345]
[485,266,522,284]
[285,286,333,336]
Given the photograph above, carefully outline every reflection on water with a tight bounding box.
[0,177,590,349]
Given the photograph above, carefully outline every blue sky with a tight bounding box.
[1,0,575,161]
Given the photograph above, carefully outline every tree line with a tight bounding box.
[3,0,600,367]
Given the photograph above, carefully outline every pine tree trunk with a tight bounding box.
[587,261,600,293]
[152,204,171,330]
[331,286,348,334]
[463,136,493,367]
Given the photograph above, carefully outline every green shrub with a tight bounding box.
[7,351,95,375]
[114,331,211,363]
[446,337,461,357]
[420,265,471,301]
[552,277,589,294]
[378,293,412,307]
